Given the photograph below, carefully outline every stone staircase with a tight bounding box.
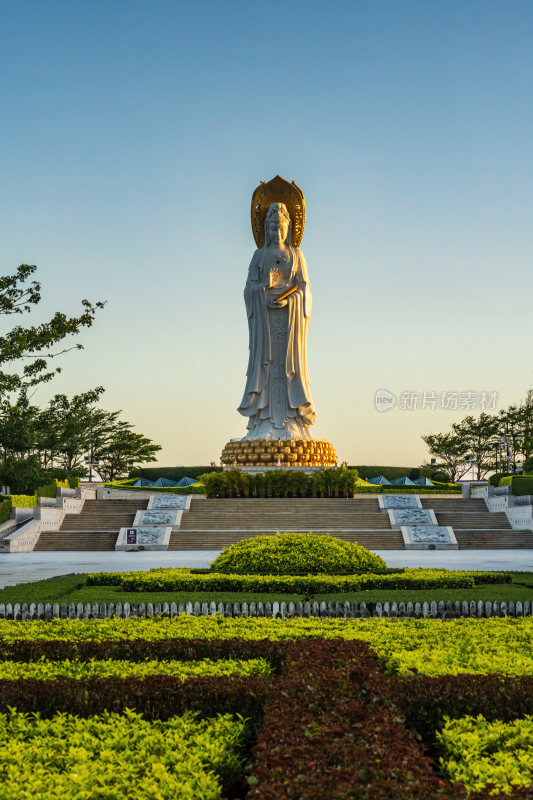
[170,497,401,550]
[168,496,533,551]
[419,497,533,548]
[29,494,533,551]
[34,500,148,551]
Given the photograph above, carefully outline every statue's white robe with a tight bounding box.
[238,245,316,439]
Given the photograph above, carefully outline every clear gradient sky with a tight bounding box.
[1,1,532,467]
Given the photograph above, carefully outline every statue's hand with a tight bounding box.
[268,298,288,309]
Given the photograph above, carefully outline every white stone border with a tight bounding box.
[133,509,183,528]
[378,494,422,511]
[146,494,192,512]
[115,527,172,551]
[388,509,438,529]
[400,525,458,550]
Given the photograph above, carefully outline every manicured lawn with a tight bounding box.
[1,571,533,605]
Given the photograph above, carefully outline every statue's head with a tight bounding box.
[265,202,291,246]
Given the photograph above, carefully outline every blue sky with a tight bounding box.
[1,1,532,466]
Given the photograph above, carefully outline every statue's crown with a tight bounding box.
[251,175,305,248]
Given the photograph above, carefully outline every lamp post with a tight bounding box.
[84,457,100,483]
[500,436,511,474]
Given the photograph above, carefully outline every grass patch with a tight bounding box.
[1,572,533,605]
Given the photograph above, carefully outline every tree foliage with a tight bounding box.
[0,389,161,490]
[0,264,105,398]
[423,391,533,480]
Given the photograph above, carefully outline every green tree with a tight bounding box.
[421,432,470,483]
[97,422,161,482]
[41,387,105,472]
[452,413,500,480]
[0,264,104,398]
[0,394,39,466]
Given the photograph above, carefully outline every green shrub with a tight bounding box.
[0,498,12,525]
[499,476,513,486]
[129,466,220,481]
[4,494,37,507]
[203,468,359,498]
[103,480,205,494]
[210,532,386,575]
[510,475,533,496]
[0,709,247,800]
[354,485,459,494]
[438,714,533,794]
[350,465,433,481]
[489,472,512,487]
[0,656,271,681]
[3,617,533,678]
[36,481,57,498]
[118,569,478,594]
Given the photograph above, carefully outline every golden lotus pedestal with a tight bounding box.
[221,439,337,470]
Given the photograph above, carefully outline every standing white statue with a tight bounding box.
[221,176,336,468]
[238,200,315,440]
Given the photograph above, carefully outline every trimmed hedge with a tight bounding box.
[393,673,533,747]
[354,485,460,494]
[210,532,385,575]
[4,494,37,507]
[0,708,247,800]
[0,637,287,665]
[247,638,469,800]
[489,472,512,487]
[85,567,511,590]
[351,465,433,481]
[438,715,533,794]
[129,467,220,482]
[4,632,533,798]
[0,498,12,525]
[104,481,205,495]
[509,475,533,496]
[0,656,271,681]
[0,673,269,724]
[203,467,359,498]
[116,571,479,594]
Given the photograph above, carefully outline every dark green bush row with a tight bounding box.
[489,472,512,487]
[393,673,533,755]
[509,475,533,496]
[351,465,433,481]
[0,635,526,798]
[0,498,12,526]
[0,637,286,666]
[247,639,474,800]
[104,482,205,494]
[354,485,460,494]
[204,467,359,498]
[0,674,268,725]
[129,466,220,481]
[118,571,478,593]
[37,477,81,499]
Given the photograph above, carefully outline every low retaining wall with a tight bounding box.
[1,487,96,552]
[0,598,530,620]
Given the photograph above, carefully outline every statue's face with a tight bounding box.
[266,203,289,244]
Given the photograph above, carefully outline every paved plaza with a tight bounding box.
[1,550,532,589]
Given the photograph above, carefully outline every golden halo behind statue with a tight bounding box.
[251,175,305,248]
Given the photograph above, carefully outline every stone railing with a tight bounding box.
[0,598,530,621]
[0,486,97,553]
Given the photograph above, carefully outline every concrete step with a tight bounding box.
[436,512,511,529]
[421,498,487,511]
[168,530,404,550]
[34,532,118,551]
[455,530,533,548]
